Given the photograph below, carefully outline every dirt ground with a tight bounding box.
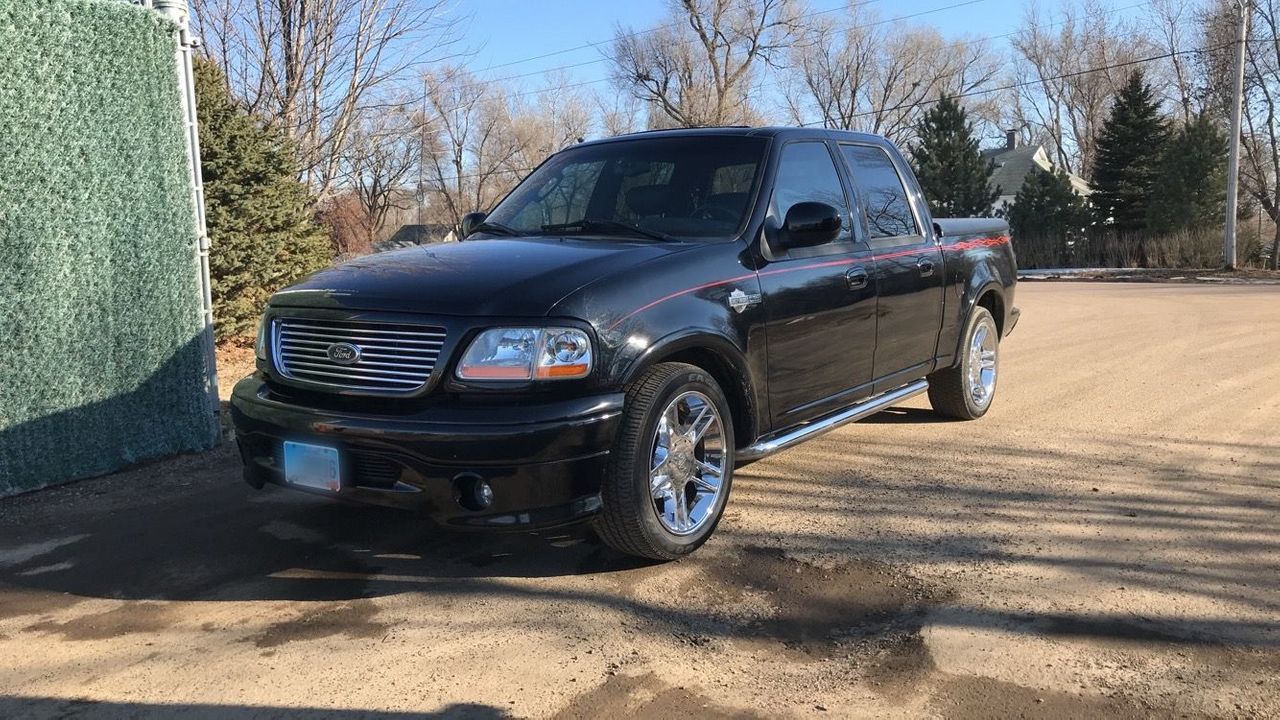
[1,283,1277,719]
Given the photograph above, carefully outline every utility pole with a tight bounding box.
[1224,0,1250,270]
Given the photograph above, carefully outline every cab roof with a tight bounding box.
[575,125,892,149]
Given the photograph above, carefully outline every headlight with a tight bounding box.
[254,316,270,361]
[457,327,593,381]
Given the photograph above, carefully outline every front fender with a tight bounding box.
[620,328,750,384]
[617,328,766,446]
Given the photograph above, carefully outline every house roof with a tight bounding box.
[982,144,1090,199]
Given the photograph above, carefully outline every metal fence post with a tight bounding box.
[148,0,221,431]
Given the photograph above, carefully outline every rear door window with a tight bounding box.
[839,144,921,244]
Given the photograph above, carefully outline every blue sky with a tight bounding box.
[454,0,1069,88]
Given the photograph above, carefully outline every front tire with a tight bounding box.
[927,306,1000,420]
[594,362,734,561]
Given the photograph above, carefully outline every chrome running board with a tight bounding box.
[738,379,929,462]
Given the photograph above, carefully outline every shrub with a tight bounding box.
[1006,167,1089,268]
[195,58,331,341]
[1147,115,1228,237]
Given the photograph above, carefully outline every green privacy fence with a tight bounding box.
[0,0,218,496]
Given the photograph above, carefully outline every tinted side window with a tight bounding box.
[772,142,850,243]
[511,160,605,228]
[841,145,919,239]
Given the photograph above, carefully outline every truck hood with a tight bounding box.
[270,236,690,316]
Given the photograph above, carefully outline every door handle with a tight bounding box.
[917,258,936,277]
[846,266,869,290]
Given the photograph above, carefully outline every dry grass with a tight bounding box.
[1016,225,1277,270]
[214,343,257,402]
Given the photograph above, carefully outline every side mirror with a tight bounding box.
[780,202,842,249]
[461,211,487,238]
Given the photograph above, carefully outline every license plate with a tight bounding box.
[283,441,341,492]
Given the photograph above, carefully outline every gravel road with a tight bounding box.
[1,283,1277,719]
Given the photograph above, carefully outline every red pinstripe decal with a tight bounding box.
[606,235,1010,331]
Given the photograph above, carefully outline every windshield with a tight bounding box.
[484,135,767,240]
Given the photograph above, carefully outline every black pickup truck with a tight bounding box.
[231,127,1018,560]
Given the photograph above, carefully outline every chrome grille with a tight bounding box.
[273,318,445,393]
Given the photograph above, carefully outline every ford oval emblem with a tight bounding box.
[326,342,362,365]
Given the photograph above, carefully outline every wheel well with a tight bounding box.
[658,347,756,447]
[977,289,1005,337]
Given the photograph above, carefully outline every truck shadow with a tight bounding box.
[0,400,960,606]
[0,476,656,605]
[0,698,508,719]
[0,418,1277,653]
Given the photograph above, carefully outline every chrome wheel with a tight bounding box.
[967,317,998,410]
[649,390,726,536]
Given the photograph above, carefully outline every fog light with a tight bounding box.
[455,473,493,511]
[475,479,494,507]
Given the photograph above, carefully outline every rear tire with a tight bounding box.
[594,362,734,561]
[927,306,1000,420]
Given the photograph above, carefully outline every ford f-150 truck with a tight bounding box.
[231,126,1018,560]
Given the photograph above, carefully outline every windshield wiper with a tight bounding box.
[471,221,521,237]
[541,219,676,243]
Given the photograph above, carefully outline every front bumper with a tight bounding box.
[229,374,624,529]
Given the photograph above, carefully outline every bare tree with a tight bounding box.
[507,73,594,175]
[1149,0,1203,123]
[419,67,525,237]
[784,8,1001,145]
[193,0,460,199]
[1237,0,1280,268]
[1010,0,1159,176]
[1199,0,1280,268]
[596,91,643,137]
[608,0,802,128]
[341,106,421,248]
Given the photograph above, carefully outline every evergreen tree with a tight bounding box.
[1090,70,1170,234]
[1006,167,1089,267]
[194,58,331,341]
[909,96,1000,217]
[1146,115,1228,235]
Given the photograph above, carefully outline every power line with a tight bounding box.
[363,0,993,117]
[804,39,1239,127]
[474,0,878,80]
[420,36,1243,187]
[747,0,1152,118]
[411,0,1151,137]
[478,0,977,87]
[369,0,1151,119]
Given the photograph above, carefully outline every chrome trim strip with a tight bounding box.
[284,366,424,385]
[276,348,432,370]
[283,359,429,379]
[282,322,446,337]
[279,332,444,347]
[738,379,929,461]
